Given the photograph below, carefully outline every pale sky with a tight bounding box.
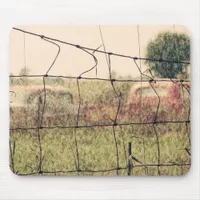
[10,25,189,78]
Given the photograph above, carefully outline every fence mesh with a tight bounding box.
[9,27,191,176]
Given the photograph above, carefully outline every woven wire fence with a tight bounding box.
[9,27,191,176]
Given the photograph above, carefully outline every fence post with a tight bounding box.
[128,142,132,176]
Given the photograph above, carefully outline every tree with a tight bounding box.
[19,67,31,85]
[19,67,30,76]
[145,32,190,78]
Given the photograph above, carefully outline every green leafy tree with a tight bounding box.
[145,32,190,78]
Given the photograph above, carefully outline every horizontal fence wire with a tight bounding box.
[9,27,191,176]
[16,163,191,176]
[10,75,190,83]
[12,27,190,65]
[10,120,190,131]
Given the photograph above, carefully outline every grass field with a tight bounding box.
[9,77,191,176]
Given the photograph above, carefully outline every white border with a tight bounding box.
[0,0,199,199]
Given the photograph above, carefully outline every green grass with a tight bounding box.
[9,124,190,176]
[9,78,191,176]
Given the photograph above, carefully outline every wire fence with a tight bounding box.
[9,27,191,176]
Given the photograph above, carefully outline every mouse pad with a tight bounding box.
[9,25,191,176]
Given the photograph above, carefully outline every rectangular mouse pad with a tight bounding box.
[9,25,191,176]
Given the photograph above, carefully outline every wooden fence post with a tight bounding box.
[128,142,132,176]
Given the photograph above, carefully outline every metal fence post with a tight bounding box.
[128,142,132,176]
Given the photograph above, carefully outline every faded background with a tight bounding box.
[10,25,189,78]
